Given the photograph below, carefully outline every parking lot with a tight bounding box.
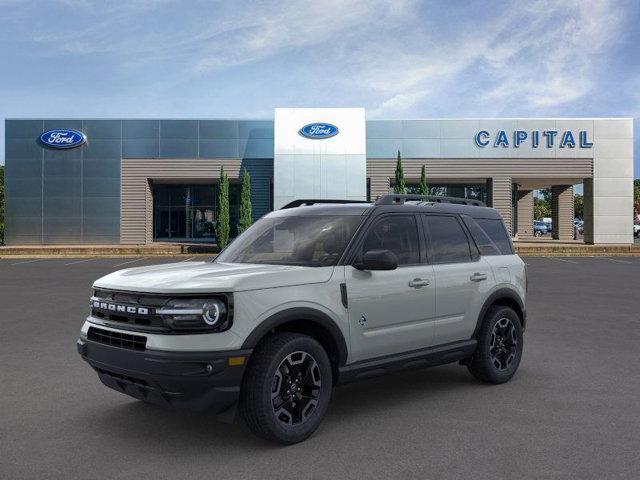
[1,255,639,479]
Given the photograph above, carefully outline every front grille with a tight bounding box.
[92,310,163,328]
[88,326,147,351]
[91,289,168,331]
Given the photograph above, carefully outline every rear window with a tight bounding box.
[462,216,500,256]
[473,218,513,255]
[423,215,472,264]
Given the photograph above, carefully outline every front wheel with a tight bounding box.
[240,333,332,444]
[467,306,523,384]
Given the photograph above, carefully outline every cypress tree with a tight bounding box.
[238,167,252,234]
[419,165,428,195]
[394,150,405,194]
[216,166,230,250]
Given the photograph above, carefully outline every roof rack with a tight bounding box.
[280,199,371,209]
[375,194,486,207]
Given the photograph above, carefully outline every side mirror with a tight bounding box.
[354,249,398,271]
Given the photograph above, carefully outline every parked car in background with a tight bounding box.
[541,218,553,233]
[576,221,584,235]
[634,222,640,238]
[533,220,548,237]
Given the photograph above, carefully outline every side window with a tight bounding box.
[361,215,420,265]
[423,215,472,264]
[462,216,500,256]
[475,218,514,255]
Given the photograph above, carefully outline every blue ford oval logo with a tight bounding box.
[298,123,339,139]
[39,129,86,149]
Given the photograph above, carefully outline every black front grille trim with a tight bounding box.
[88,326,147,351]
[91,289,234,335]
[95,367,150,387]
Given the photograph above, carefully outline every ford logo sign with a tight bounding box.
[298,123,339,139]
[39,129,86,149]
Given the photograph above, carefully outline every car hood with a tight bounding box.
[93,261,335,294]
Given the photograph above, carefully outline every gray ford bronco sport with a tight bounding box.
[78,194,527,444]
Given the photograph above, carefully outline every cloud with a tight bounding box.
[191,0,417,72]
[8,0,626,118]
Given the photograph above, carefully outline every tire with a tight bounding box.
[534,230,542,237]
[467,306,523,384]
[240,332,332,444]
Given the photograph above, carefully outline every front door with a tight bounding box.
[345,214,436,363]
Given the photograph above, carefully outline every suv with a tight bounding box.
[78,195,527,444]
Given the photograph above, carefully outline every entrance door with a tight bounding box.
[153,184,217,242]
[169,208,186,238]
[345,214,436,363]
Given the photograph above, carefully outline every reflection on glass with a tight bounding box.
[152,183,241,242]
[399,183,488,203]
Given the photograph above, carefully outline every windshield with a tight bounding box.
[215,215,363,267]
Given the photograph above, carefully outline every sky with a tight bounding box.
[0,0,638,177]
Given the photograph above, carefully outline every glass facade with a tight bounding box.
[152,183,242,242]
[404,183,488,203]
[4,119,274,245]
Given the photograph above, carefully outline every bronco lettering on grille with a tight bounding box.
[92,300,149,315]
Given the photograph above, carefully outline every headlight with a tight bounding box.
[157,298,229,332]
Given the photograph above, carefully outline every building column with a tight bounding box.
[552,185,574,241]
[488,177,513,235]
[583,179,594,244]
[516,190,534,239]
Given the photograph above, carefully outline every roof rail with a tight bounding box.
[375,194,486,207]
[280,199,370,209]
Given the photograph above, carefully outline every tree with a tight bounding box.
[0,165,4,245]
[216,166,230,250]
[534,196,551,220]
[419,165,428,195]
[393,150,405,194]
[238,167,252,235]
[574,193,584,220]
[533,188,551,220]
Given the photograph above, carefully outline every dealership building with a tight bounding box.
[4,109,634,245]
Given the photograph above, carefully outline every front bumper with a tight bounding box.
[77,337,251,419]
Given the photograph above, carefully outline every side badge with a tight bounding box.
[359,314,367,327]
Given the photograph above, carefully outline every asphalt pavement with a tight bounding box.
[1,255,639,479]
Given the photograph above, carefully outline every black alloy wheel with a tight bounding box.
[467,305,523,384]
[489,317,518,371]
[271,351,322,426]
[240,332,332,444]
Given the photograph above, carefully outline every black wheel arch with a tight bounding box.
[473,288,526,338]
[241,307,349,380]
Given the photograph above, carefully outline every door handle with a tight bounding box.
[408,278,430,288]
[470,272,488,282]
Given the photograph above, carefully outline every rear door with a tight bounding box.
[345,214,436,363]
[422,214,492,345]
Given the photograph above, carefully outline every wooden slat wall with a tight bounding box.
[552,185,574,240]
[491,177,513,234]
[516,190,534,239]
[121,158,243,244]
[366,157,592,200]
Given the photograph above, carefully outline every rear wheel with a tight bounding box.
[240,332,332,444]
[468,306,523,384]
